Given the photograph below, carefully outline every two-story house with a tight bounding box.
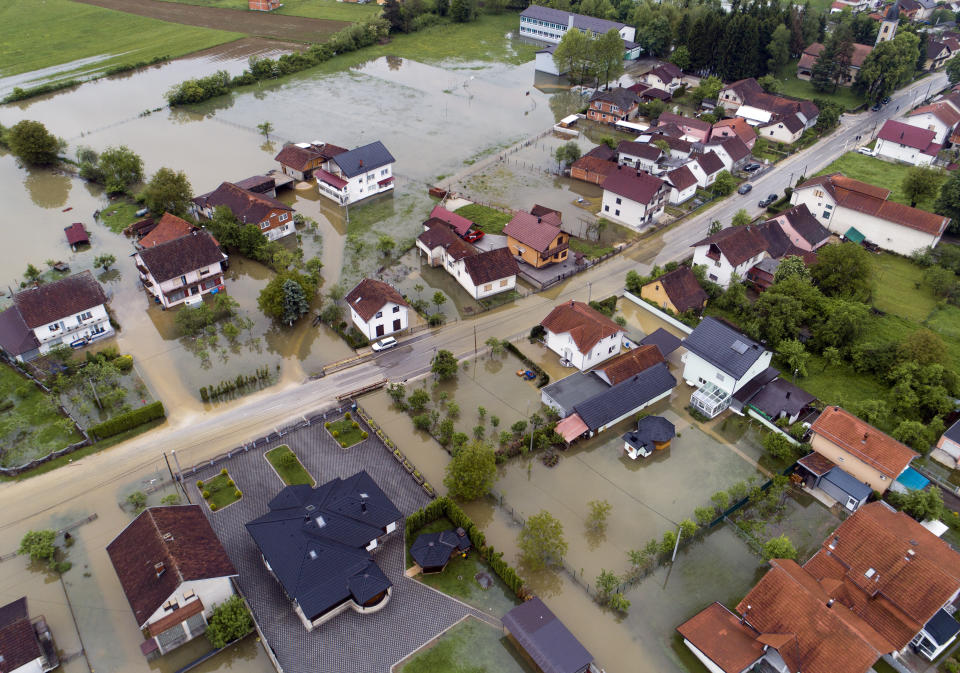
[764,203,832,251]
[0,271,112,362]
[0,597,58,673]
[107,505,238,656]
[640,266,708,315]
[640,62,683,93]
[135,213,197,250]
[906,101,960,144]
[690,225,770,288]
[791,173,949,254]
[344,278,410,340]
[274,141,347,181]
[587,87,640,124]
[681,317,773,417]
[518,5,635,45]
[665,165,698,204]
[503,208,569,268]
[710,117,757,149]
[719,77,819,135]
[540,300,625,370]
[656,112,711,143]
[615,141,661,171]
[135,230,227,309]
[600,167,668,230]
[875,119,941,165]
[415,222,519,299]
[705,136,751,172]
[315,141,395,206]
[193,182,295,241]
[797,42,873,85]
[687,150,725,188]
[246,471,401,631]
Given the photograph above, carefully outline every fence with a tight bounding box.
[354,402,437,498]
[621,291,694,334]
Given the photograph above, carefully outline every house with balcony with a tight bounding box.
[344,278,409,340]
[245,471,401,631]
[193,182,295,241]
[0,271,112,362]
[0,597,59,673]
[314,141,395,206]
[274,142,347,181]
[587,87,640,124]
[135,230,227,309]
[540,300,625,371]
[503,208,569,268]
[416,222,518,300]
[107,505,238,657]
[690,225,770,288]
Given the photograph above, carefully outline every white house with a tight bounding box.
[0,271,112,362]
[518,5,635,44]
[681,317,773,418]
[933,419,960,469]
[107,505,238,656]
[907,101,960,144]
[540,300,625,371]
[705,136,751,172]
[690,225,770,288]
[415,222,518,300]
[315,141,395,206]
[641,62,683,92]
[0,597,58,673]
[535,45,565,75]
[687,151,725,188]
[135,230,227,309]
[666,165,698,204]
[616,141,661,171]
[600,168,668,230]
[875,119,940,166]
[344,278,410,341]
[758,113,805,144]
[791,173,950,255]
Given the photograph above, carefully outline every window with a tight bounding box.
[278,213,289,222]
[200,269,210,276]
[615,197,622,205]
[609,345,616,353]
[499,279,508,287]
[49,324,60,332]
[716,373,725,382]
[183,589,196,601]
[180,275,187,285]
[78,311,92,321]
[163,599,178,611]
[484,283,492,292]
[375,311,383,319]
[392,305,400,313]
[259,222,270,230]
[604,205,609,212]
[615,209,620,216]
[381,168,389,176]
[822,211,831,219]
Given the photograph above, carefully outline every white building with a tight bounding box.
[687,151,725,188]
[540,300,625,371]
[518,5,635,44]
[415,223,519,300]
[315,141,395,206]
[907,101,960,144]
[193,182,295,241]
[0,597,58,673]
[135,230,227,309]
[666,165,698,204]
[600,168,668,230]
[616,141,661,171]
[791,173,950,255]
[535,45,565,75]
[875,119,940,166]
[0,270,113,362]
[690,225,769,288]
[344,278,410,341]
[107,505,238,656]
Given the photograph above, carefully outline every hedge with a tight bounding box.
[90,401,165,440]
[504,342,549,388]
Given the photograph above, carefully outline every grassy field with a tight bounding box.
[871,253,939,322]
[454,203,513,234]
[775,61,865,110]
[326,414,366,448]
[201,472,242,510]
[100,202,142,233]
[397,618,534,673]
[0,365,83,467]
[570,237,614,258]
[0,0,243,78]
[265,444,314,486]
[814,152,945,210]
[156,0,381,20]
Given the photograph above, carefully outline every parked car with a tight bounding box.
[871,103,882,112]
[743,163,761,172]
[371,336,398,352]
[463,229,485,243]
[737,183,753,195]
[758,193,778,207]
[881,96,891,105]
[857,147,875,156]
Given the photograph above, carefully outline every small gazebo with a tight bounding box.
[622,416,676,460]
[410,528,470,574]
[64,223,89,250]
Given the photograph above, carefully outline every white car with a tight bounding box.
[371,336,398,352]
[857,147,875,156]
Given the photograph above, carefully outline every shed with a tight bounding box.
[64,223,89,249]
[820,466,872,512]
[409,528,470,574]
[502,597,594,673]
[844,226,865,244]
[622,415,676,459]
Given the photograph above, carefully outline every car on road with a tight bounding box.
[463,229,485,243]
[871,103,882,111]
[738,183,753,195]
[371,336,398,352]
[743,163,761,172]
[857,147,875,156]
[881,96,891,105]
[758,193,778,207]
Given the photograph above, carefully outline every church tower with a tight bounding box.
[876,2,900,45]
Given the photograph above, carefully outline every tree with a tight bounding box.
[690,76,723,107]
[762,534,797,561]
[258,271,316,321]
[586,499,612,533]
[773,255,810,283]
[810,241,873,301]
[892,419,933,452]
[553,29,592,85]
[257,121,274,139]
[7,120,62,166]
[205,596,253,649]
[431,349,459,380]
[376,234,396,257]
[809,39,838,92]
[97,146,144,194]
[281,278,310,326]
[594,29,626,88]
[19,530,57,564]
[855,32,920,103]
[518,510,568,569]
[948,56,960,84]
[432,291,447,315]
[899,486,945,521]
[638,15,673,58]
[763,431,799,461]
[757,74,781,94]
[443,440,497,499]
[731,209,751,227]
[24,263,42,284]
[449,0,476,22]
[936,169,960,231]
[127,491,148,513]
[708,219,723,235]
[712,170,736,196]
[899,328,949,367]
[902,166,943,207]
[408,388,430,412]
[767,24,792,73]
[94,253,117,271]
[670,45,691,71]
[141,167,193,216]
[485,337,505,357]
[924,266,958,298]
[778,339,810,377]
[554,141,582,169]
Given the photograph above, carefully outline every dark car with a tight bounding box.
[871,103,882,112]
[737,183,753,195]
[881,96,891,105]
[758,193,778,207]
[743,163,761,172]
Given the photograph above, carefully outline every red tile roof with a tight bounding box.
[138,213,196,248]
[602,169,667,205]
[463,247,519,286]
[274,143,323,172]
[696,150,725,175]
[146,597,204,637]
[645,266,708,313]
[877,119,939,153]
[417,220,474,260]
[811,406,918,479]
[344,278,409,322]
[711,136,751,162]
[106,505,237,627]
[429,205,473,237]
[910,101,960,128]
[540,300,624,354]
[592,345,665,385]
[0,598,42,673]
[14,270,107,328]
[64,222,89,246]
[691,225,769,267]
[503,210,564,252]
[676,602,764,673]
[195,182,292,224]
[712,117,757,145]
[666,165,698,192]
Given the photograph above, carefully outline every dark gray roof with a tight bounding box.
[502,597,593,673]
[520,5,626,34]
[623,415,676,453]
[332,141,395,179]
[573,363,676,431]
[640,327,682,357]
[823,466,872,501]
[779,203,831,248]
[924,608,960,645]
[0,307,38,356]
[747,378,816,419]
[245,471,401,621]
[682,317,767,380]
[945,419,960,445]
[541,371,609,414]
[137,230,224,283]
[732,366,780,404]
[409,529,470,570]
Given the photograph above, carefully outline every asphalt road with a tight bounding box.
[0,72,949,534]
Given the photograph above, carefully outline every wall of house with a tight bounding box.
[343,165,394,205]
[819,473,868,511]
[692,245,764,288]
[836,207,940,255]
[507,233,567,268]
[535,51,563,75]
[350,302,408,340]
[540,388,573,418]
[640,281,680,314]
[906,113,950,143]
[681,349,771,395]
[544,329,623,371]
[143,576,235,628]
[456,263,517,299]
[618,152,658,171]
[771,216,827,251]
[601,190,664,231]
[687,161,719,188]
[809,434,895,492]
[682,639,754,673]
[32,303,113,354]
[592,388,672,435]
[936,435,960,460]
[669,183,697,204]
[875,138,935,166]
[588,101,633,123]
[145,260,224,309]
[760,122,802,144]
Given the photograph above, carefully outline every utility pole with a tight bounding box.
[474,324,478,356]
[671,525,683,562]
[171,450,191,503]
[87,377,102,409]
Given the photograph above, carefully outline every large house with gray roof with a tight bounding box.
[519,5,636,47]
[314,141,395,206]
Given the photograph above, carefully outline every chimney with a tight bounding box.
[154,562,166,578]
[862,433,868,444]
[360,493,368,513]
[537,216,542,223]
[358,159,364,168]
[827,598,835,608]
[568,14,574,29]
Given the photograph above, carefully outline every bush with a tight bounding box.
[234,490,242,498]
[89,401,165,440]
[114,355,134,372]
[197,480,203,488]
[345,411,352,420]
[210,503,218,511]
[203,490,211,499]
[221,468,227,476]
[361,431,368,439]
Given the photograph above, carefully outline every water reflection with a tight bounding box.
[24,169,71,208]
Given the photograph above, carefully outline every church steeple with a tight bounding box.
[876,2,900,45]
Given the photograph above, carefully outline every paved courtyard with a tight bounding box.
[188,413,487,673]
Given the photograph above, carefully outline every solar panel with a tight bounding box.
[731,340,748,354]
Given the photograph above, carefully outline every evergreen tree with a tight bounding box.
[767,23,791,73]
[382,0,405,32]
[450,0,476,22]
[281,279,310,326]
[809,40,837,92]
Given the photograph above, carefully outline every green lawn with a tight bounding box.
[0,0,243,78]
[870,253,939,322]
[569,237,614,258]
[397,617,535,673]
[0,365,83,468]
[100,202,142,233]
[325,413,367,448]
[156,0,381,21]
[454,204,513,234]
[815,152,945,210]
[265,444,315,486]
[200,472,242,510]
[775,60,865,111]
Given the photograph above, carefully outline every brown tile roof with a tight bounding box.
[676,602,764,673]
[138,213,196,248]
[146,597,204,637]
[571,156,618,183]
[910,101,960,128]
[801,42,873,69]
[691,225,770,267]
[798,451,837,476]
[417,220,474,260]
[647,62,682,82]
[463,247,519,286]
[64,222,89,245]
[616,141,661,161]
[344,278,409,322]
[725,77,765,101]
[14,270,107,328]
[711,136,751,162]
[652,133,694,154]
[585,144,617,161]
[0,597,41,673]
[274,142,347,171]
[602,169,667,205]
[811,406,917,479]
[658,111,711,134]
[503,210,564,252]
[137,230,225,284]
[195,182,292,224]
[106,505,236,627]
[530,204,561,219]
[666,165,698,192]
[0,307,38,356]
[540,300,624,353]
[712,117,757,145]
[429,205,473,237]
[592,345,665,385]
[589,86,639,111]
[646,266,707,313]
[696,150,725,175]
